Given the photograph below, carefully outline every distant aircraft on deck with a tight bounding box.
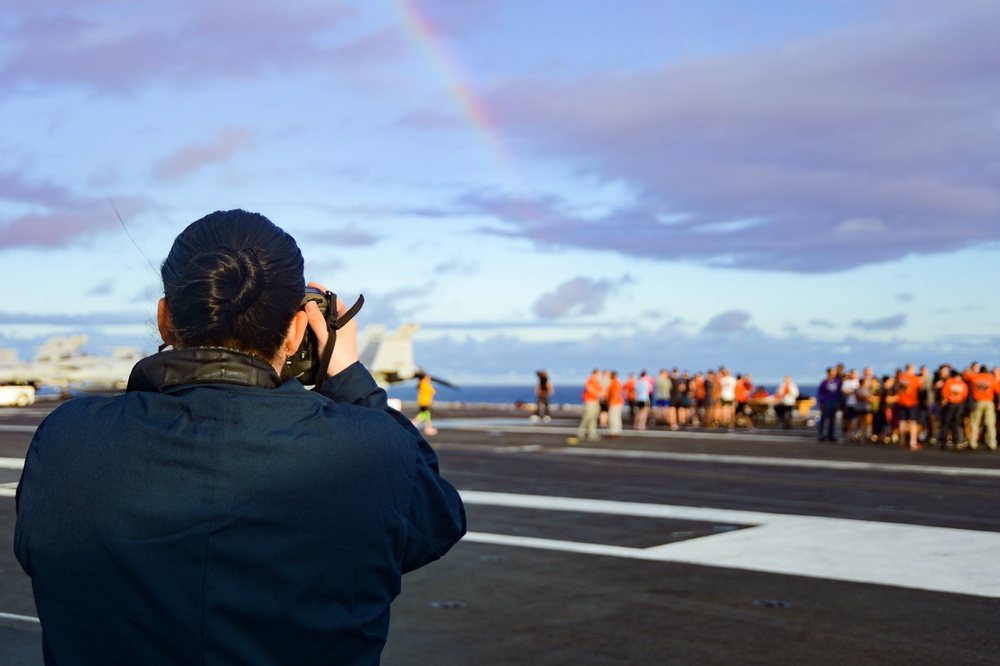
[0,324,454,393]
[359,323,456,390]
[0,335,143,391]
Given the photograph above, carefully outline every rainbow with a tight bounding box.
[390,0,519,185]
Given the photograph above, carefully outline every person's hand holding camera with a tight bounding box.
[305,281,359,378]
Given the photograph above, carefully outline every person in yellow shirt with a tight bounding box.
[412,373,438,436]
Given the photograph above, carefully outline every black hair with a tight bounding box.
[161,210,305,360]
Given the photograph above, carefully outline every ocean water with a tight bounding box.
[386,384,567,405]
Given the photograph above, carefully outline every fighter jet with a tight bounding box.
[360,323,456,389]
[0,335,143,391]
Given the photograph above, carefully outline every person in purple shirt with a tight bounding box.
[817,367,843,442]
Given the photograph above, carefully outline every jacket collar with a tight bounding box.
[127,347,282,393]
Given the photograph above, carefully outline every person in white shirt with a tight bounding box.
[841,369,861,442]
[775,375,800,429]
[718,368,738,431]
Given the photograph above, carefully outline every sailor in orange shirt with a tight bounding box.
[606,371,625,438]
[962,365,999,450]
[693,373,706,426]
[576,368,604,442]
[895,363,921,450]
[937,366,968,448]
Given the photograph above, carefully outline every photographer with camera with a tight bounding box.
[14,210,466,665]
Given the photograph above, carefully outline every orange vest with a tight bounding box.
[607,378,624,406]
[582,375,604,403]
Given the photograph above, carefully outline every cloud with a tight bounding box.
[479,1,1000,272]
[87,280,115,296]
[433,259,477,276]
[152,128,255,182]
[702,311,753,334]
[0,1,366,93]
[304,223,382,247]
[809,319,837,329]
[412,327,1000,386]
[355,285,430,327]
[421,320,620,331]
[532,276,627,319]
[852,314,906,331]
[0,310,148,326]
[834,218,888,235]
[0,173,150,250]
[0,172,81,208]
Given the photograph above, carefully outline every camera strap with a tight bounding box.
[314,292,365,392]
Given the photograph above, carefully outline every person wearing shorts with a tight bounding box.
[896,364,921,450]
[634,370,652,430]
[413,373,438,436]
[717,368,737,431]
[841,369,861,442]
[653,369,673,429]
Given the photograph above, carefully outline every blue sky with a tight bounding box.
[1,0,999,386]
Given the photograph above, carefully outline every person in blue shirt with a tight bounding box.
[15,209,466,665]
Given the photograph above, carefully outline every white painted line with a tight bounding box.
[0,425,37,433]
[439,419,799,443]
[464,532,645,559]
[492,445,544,453]
[459,490,1000,599]
[0,611,40,624]
[0,489,16,498]
[552,447,1000,478]
[0,458,24,470]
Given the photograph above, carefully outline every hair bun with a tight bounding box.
[161,209,304,355]
[221,247,266,317]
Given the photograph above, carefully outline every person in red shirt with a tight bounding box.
[937,366,968,449]
[963,364,999,450]
[606,371,625,438]
[576,368,604,442]
[693,373,706,426]
[896,363,921,450]
[623,373,637,424]
[733,373,753,430]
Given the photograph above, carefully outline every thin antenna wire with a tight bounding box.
[108,196,158,274]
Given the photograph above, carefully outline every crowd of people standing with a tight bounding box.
[562,361,1000,453]
[572,367,764,441]
[815,361,1000,452]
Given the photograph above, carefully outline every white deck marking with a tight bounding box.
[440,419,784,442]
[0,612,39,624]
[460,490,1000,599]
[0,425,38,433]
[0,457,24,470]
[551,447,1000,478]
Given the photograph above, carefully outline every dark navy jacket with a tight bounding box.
[14,349,466,665]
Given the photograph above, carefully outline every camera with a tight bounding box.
[286,287,330,386]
